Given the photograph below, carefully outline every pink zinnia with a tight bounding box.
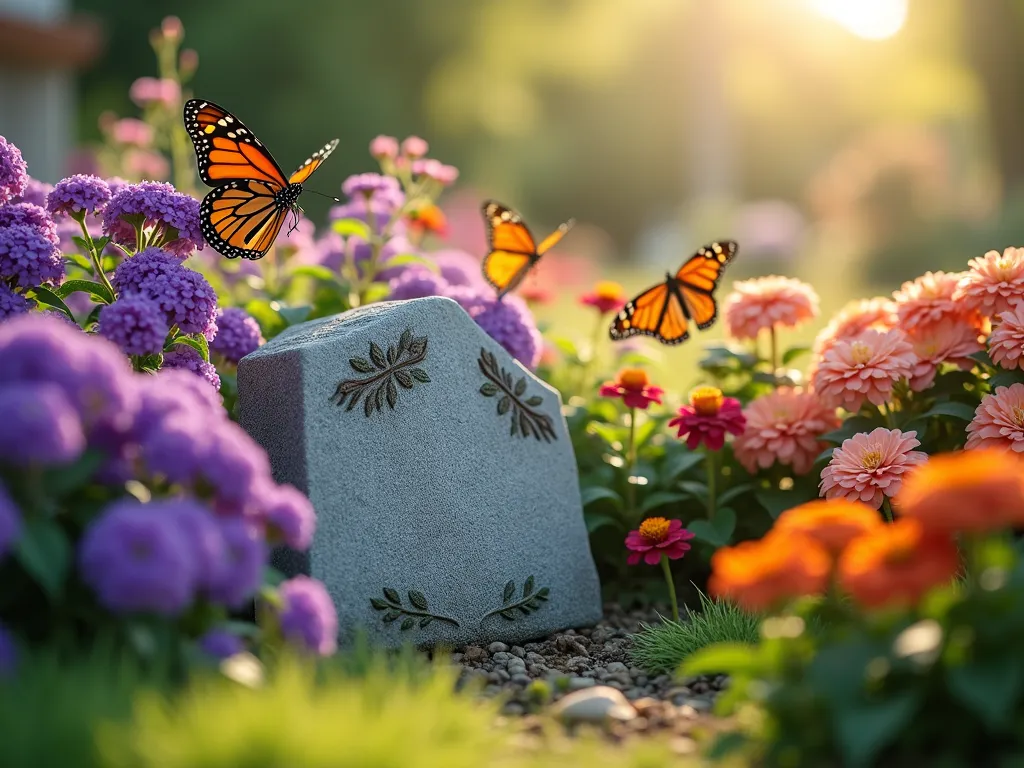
[733,387,839,476]
[893,270,979,332]
[988,306,1024,371]
[812,329,916,412]
[370,135,399,160]
[954,247,1024,320]
[813,297,897,356]
[599,368,664,410]
[668,386,746,451]
[965,383,1024,453]
[580,281,627,315]
[401,136,429,158]
[820,428,927,509]
[906,318,982,392]
[625,517,695,565]
[722,276,819,341]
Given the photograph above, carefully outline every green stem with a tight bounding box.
[881,497,894,523]
[769,324,778,375]
[627,407,638,523]
[705,447,717,523]
[77,215,115,300]
[880,402,896,430]
[660,555,680,622]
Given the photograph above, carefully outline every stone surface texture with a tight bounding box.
[238,296,602,648]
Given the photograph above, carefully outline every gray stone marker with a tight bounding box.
[238,296,602,648]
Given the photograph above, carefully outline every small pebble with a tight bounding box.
[488,642,509,654]
[511,673,532,685]
[511,645,526,658]
[568,676,596,691]
[552,686,636,724]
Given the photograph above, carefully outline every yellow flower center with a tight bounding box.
[639,517,671,544]
[995,256,1016,281]
[1013,406,1024,427]
[690,386,724,417]
[595,281,624,300]
[618,368,650,390]
[861,449,884,471]
[850,341,873,365]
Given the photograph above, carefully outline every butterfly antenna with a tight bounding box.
[306,189,341,203]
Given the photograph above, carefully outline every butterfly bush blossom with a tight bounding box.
[0,202,59,245]
[102,181,203,258]
[0,136,27,205]
[162,345,221,390]
[46,174,112,219]
[0,224,64,290]
[210,307,264,364]
[0,314,333,656]
[98,294,169,356]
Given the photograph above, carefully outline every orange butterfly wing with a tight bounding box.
[481,200,574,298]
[199,180,289,260]
[184,99,288,188]
[675,240,737,329]
[289,140,340,185]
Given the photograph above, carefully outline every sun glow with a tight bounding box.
[811,0,908,40]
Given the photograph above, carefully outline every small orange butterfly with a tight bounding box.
[481,200,574,299]
[610,241,738,346]
[184,98,338,260]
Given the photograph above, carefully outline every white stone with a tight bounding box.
[552,686,637,724]
[238,296,602,649]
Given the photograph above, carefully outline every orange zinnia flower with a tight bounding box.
[774,499,881,557]
[709,532,831,612]
[838,520,959,610]
[896,449,1024,533]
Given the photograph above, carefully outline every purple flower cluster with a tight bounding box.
[46,174,112,218]
[14,177,52,208]
[102,181,203,258]
[98,295,169,356]
[0,481,21,561]
[0,203,58,245]
[210,307,264,363]
[112,247,218,342]
[277,576,337,656]
[341,173,403,202]
[0,224,64,289]
[0,283,32,320]
[0,382,86,465]
[198,629,245,660]
[388,268,448,301]
[162,346,221,390]
[0,136,27,205]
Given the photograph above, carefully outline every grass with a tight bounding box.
[629,589,761,675]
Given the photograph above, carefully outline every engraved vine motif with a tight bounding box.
[370,587,460,630]
[477,349,557,442]
[483,575,550,621]
[330,329,430,417]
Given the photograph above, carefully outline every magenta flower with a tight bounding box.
[599,368,664,410]
[668,386,746,450]
[625,517,695,565]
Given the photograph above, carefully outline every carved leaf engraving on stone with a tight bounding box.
[370,587,459,630]
[330,329,430,416]
[477,349,557,442]
[482,575,550,622]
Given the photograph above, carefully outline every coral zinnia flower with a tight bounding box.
[965,383,1024,453]
[893,270,979,332]
[722,275,819,341]
[819,428,927,510]
[812,329,916,411]
[599,368,664,410]
[988,305,1024,371]
[813,297,897,356]
[625,517,695,565]
[954,247,1024,320]
[775,499,881,557]
[668,386,745,450]
[896,448,1024,532]
[906,317,981,392]
[733,387,839,476]
[709,532,831,612]
[839,519,959,610]
[406,203,448,236]
[580,281,627,315]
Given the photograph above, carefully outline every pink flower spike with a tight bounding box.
[819,427,927,510]
[989,306,1024,371]
[369,135,399,160]
[401,136,429,158]
[955,247,1024,320]
[129,77,180,108]
[965,383,1024,453]
[668,386,745,451]
[625,517,695,566]
[812,329,916,412]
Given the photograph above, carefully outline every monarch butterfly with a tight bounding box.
[481,200,574,299]
[609,241,738,346]
[184,98,338,260]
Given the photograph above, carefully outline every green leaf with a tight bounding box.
[16,518,71,600]
[332,218,372,239]
[383,587,401,604]
[820,416,879,445]
[370,342,387,369]
[536,587,550,600]
[410,368,430,383]
[419,616,433,628]
[755,488,805,520]
[278,305,312,326]
[56,278,114,304]
[781,345,811,365]
[579,486,623,509]
[514,378,527,396]
[362,282,390,304]
[408,590,428,610]
[42,450,104,497]
[523,575,535,597]
[380,253,440,273]
[677,480,709,503]
[585,513,619,534]
[287,264,338,283]
[503,580,515,603]
[350,357,374,374]
[526,395,543,406]
[382,610,401,623]
[370,598,390,610]
[639,491,687,514]
[497,396,511,415]
[65,252,93,271]
[245,299,286,339]
[918,401,977,422]
[661,451,705,483]
[712,507,737,542]
[480,382,498,397]
[970,349,993,367]
[395,370,413,388]
[834,693,920,768]
[170,334,210,363]
[587,421,624,447]
[400,618,415,631]
[385,377,398,409]
[680,643,760,677]
[718,484,755,506]
[990,371,1024,390]
[30,286,74,319]
[549,335,580,359]
[687,519,730,548]
[947,656,1024,729]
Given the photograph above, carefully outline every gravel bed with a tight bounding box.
[452,603,730,737]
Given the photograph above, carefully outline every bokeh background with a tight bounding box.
[2,0,1022,363]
